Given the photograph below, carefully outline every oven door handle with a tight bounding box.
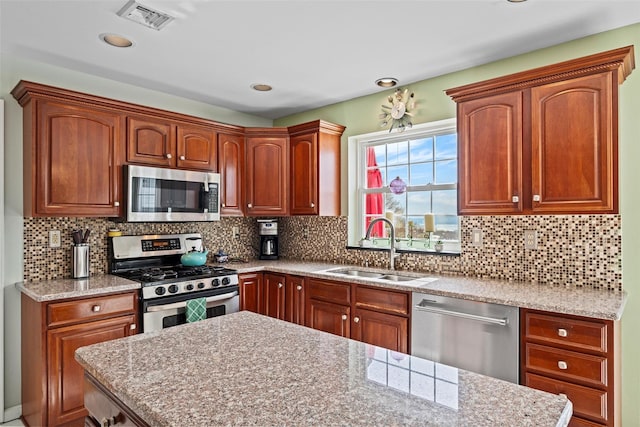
[146,291,239,312]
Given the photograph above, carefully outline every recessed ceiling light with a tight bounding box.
[100,33,134,48]
[375,78,399,88]
[251,83,273,92]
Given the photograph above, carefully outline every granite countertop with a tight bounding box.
[17,259,626,320]
[225,260,627,320]
[76,311,572,427]
[16,275,141,302]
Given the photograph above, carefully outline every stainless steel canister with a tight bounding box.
[72,244,90,279]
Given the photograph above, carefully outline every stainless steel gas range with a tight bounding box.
[109,233,239,333]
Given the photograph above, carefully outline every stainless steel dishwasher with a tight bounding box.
[411,292,519,383]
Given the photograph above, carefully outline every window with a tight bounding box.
[351,118,459,253]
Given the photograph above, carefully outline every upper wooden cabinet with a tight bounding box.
[288,120,345,216]
[217,132,245,216]
[447,45,634,215]
[245,130,289,216]
[11,87,124,217]
[127,116,217,171]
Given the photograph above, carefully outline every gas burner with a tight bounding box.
[141,270,177,281]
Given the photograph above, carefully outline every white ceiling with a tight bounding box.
[2,0,640,119]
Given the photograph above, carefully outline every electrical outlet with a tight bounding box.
[524,230,538,250]
[232,226,239,239]
[303,227,309,239]
[471,229,483,247]
[49,230,61,248]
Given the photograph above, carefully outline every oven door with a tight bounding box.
[142,287,239,333]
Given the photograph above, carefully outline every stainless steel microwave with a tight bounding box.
[124,165,220,222]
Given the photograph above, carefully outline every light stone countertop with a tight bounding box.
[225,260,627,320]
[17,259,626,320]
[16,275,141,302]
[75,311,572,427]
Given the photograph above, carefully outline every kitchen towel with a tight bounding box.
[185,297,207,323]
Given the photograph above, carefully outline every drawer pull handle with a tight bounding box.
[557,328,568,337]
[92,305,101,312]
[558,361,568,370]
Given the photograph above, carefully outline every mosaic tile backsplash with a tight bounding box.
[24,214,621,291]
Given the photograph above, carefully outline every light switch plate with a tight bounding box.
[232,226,239,239]
[524,230,538,250]
[471,229,483,247]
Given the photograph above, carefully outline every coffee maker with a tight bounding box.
[258,219,279,260]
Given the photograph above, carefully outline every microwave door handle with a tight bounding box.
[146,291,239,312]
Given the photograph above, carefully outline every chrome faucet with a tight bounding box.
[364,217,399,270]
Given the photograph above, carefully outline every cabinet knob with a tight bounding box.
[166,153,172,159]
[354,316,360,323]
[278,283,283,288]
[100,416,118,427]
[512,195,519,203]
[310,202,315,208]
[114,201,120,207]
[130,324,137,330]
[557,361,568,370]
[247,203,253,208]
[341,314,348,321]
[179,155,186,160]
[533,194,541,202]
[296,285,302,291]
[221,203,226,208]
[557,328,568,337]
[92,305,101,312]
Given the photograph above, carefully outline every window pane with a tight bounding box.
[435,160,457,184]
[410,137,433,162]
[407,191,431,215]
[387,141,408,165]
[366,166,384,189]
[436,215,460,241]
[385,192,406,217]
[435,133,457,160]
[410,162,433,186]
[407,215,427,237]
[386,165,408,186]
[373,145,386,167]
[433,190,457,215]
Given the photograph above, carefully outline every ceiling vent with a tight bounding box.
[116,0,175,31]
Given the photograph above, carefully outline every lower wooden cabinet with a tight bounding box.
[239,272,262,313]
[352,308,408,354]
[285,275,305,325]
[263,273,286,320]
[307,298,351,338]
[521,308,619,427]
[21,291,139,427]
[84,373,149,427]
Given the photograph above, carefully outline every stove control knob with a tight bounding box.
[186,284,194,291]
[197,282,205,289]
[222,277,230,286]
[168,285,179,294]
[155,287,166,296]
[212,278,220,287]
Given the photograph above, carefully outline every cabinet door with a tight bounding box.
[306,299,350,338]
[263,273,286,320]
[47,315,137,426]
[126,116,175,167]
[176,124,217,171]
[239,273,262,314]
[352,308,408,353]
[217,133,245,216]
[531,73,616,213]
[35,100,122,216]
[457,91,523,214]
[285,275,305,325]
[245,136,288,216]
[290,132,318,215]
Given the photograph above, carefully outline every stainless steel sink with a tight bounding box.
[378,274,417,282]
[327,268,420,283]
[338,270,384,279]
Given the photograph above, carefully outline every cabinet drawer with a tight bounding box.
[524,311,608,353]
[525,373,608,424]
[355,286,409,316]
[307,279,351,305]
[48,292,137,328]
[524,343,607,388]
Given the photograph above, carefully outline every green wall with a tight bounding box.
[276,23,640,426]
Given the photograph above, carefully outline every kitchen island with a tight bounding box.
[76,311,571,426]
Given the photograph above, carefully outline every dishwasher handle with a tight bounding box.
[415,299,509,326]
